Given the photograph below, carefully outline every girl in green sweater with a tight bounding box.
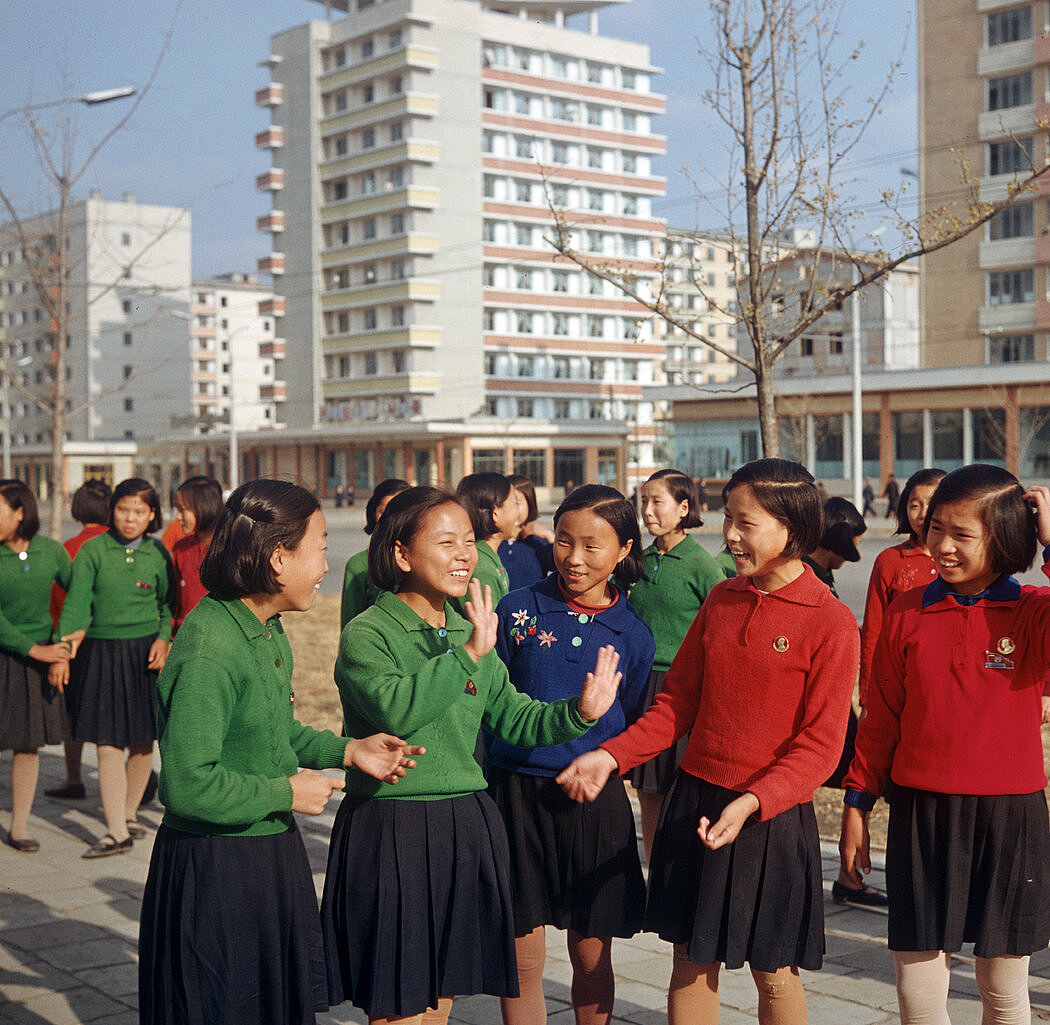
[139,479,422,1025]
[321,486,622,1025]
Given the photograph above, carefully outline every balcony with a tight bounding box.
[257,210,285,232]
[255,83,284,107]
[255,127,284,150]
[259,297,286,317]
[259,338,286,359]
[260,381,287,401]
[255,169,284,191]
[258,253,285,275]
[978,301,1037,333]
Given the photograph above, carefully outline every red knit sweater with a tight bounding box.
[845,572,1050,798]
[602,564,859,820]
[172,534,209,633]
[858,540,937,706]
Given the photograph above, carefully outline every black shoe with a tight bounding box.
[44,781,86,799]
[4,833,40,853]
[82,834,134,859]
[832,880,889,908]
[140,769,158,806]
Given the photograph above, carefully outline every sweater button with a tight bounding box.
[125,556,134,564]
[577,613,589,624]
[263,630,271,640]
[571,636,582,647]
[275,657,282,667]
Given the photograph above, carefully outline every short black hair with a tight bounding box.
[456,472,512,539]
[895,467,947,536]
[369,486,465,591]
[70,479,111,527]
[507,473,539,525]
[823,496,866,540]
[0,479,39,540]
[723,459,822,559]
[646,468,703,530]
[110,478,163,534]
[176,476,224,538]
[364,478,411,535]
[553,483,645,586]
[924,464,1036,576]
[200,479,320,599]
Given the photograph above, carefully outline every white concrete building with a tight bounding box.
[0,190,191,492]
[254,0,667,496]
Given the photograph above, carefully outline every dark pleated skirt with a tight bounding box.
[139,821,328,1025]
[645,772,825,972]
[886,786,1050,957]
[320,792,519,1019]
[69,636,157,747]
[0,649,63,750]
[627,669,691,794]
[490,769,646,939]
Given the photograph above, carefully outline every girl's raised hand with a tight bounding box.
[289,768,345,815]
[576,644,621,722]
[555,747,619,803]
[346,733,426,784]
[697,792,760,850]
[463,578,498,662]
[1024,485,1050,547]
[838,805,872,889]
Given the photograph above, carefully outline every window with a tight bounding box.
[362,127,375,148]
[588,189,604,211]
[516,224,533,246]
[551,99,577,122]
[390,213,404,234]
[551,141,569,164]
[362,171,376,194]
[364,263,377,283]
[587,105,604,126]
[124,398,134,412]
[621,69,637,89]
[800,337,814,356]
[588,316,604,338]
[622,111,638,131]
[515,267,532,289]
[554,399,571,419]
[122,299,132,314]
[390,121,403,141]
[123,331,133,347]
[361,39,374,57]
[390,76,403,94]
[389,29,402,48]
[552,313,569,335]
[516,180,532,203]
[987,7,1032,46]
[515,93,531,115]
[387,166,403,188]
[516,311,534,333]
[622,153,637,174]
[589,358,606,380]
[829,332,844,354]
[516,136,533,159]
[622,235,638,257]
[393,350,407,373]
[391,305,405,326]
[551,56,568,78]
[332,179,348,201]
[552,356,570,378]
[587,147,604,169]
[364,308,377,329]
[484,352,497,375]
[483,175,497,198]
[517,398,534,417]
[988,333,1035,362]
[552,271,569,292]
[988,269,1034,304]
[121,232,132,247]
[989,203,1034,239]
[988,72,1032,111]
[363,84,375,103]
[364,352,377,374]
[123,365,133,379]
[517,355,534,376]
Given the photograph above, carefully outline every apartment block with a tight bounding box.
[254,0,666,495]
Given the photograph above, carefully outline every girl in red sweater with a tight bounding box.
[841,465,1050,1025]
[557,459,859,1025]
[858,467,944,706]
[171,476,223,633]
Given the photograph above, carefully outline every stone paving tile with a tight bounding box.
[32,938,138,975]
[73,962,139,1000]
[0,919,113,955]
[0,985,132,1025]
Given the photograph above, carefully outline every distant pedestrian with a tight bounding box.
[346,484,355,509]
[334,484,345,509]
[696,478,709,513]
[882,473,900,519]
[861,478,876,518]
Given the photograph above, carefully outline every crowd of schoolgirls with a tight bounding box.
[2,458,1049,1025]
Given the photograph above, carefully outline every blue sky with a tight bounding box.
[2,0,917,277]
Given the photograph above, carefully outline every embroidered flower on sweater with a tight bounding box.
[513,609,529,627]
[538,630,557,648]
[510,614,537,646]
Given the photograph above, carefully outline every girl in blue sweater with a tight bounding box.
[489,484,656,1025]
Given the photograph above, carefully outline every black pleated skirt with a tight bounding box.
[886,786,1050,957]
[627,669,691,795]
[139,821,328,1025]
[490,769,646,939]
[320,792,518,1019]
[0,649,63,750]
[69,636,157,747]
[645,772,825,972]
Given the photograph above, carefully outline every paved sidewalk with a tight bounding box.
[2,749,1050,1023]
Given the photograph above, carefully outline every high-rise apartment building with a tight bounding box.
[187,274,286,437]
[255,0,666,494]
[0,191,191,492]
[920,1,1046,367]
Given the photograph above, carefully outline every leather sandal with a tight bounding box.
[4,833,40,853]
[82,833,133,859]
[831,880,889,908]
[126,819,147,840]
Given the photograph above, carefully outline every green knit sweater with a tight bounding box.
[337,589,590,800]
[0,536,72,656]
[156,595,349,836]
[451,537,508,618]
[628,534,724,669]
[340,547,379,629]
[56,531,175,642]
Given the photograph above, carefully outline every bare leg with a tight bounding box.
[370,999,453,1025]
[638,791,663,862]
[751,966,807,1025]
[892,950,951,1025]
[667,945,720,1025]
[500,926,547,1025]
[568,931,614,1025]
[62,736,85,785]
[10,750,39,840]
[96,745,131,842]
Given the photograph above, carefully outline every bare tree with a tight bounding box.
[0,5,183,536]
[546,0,1050,457]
